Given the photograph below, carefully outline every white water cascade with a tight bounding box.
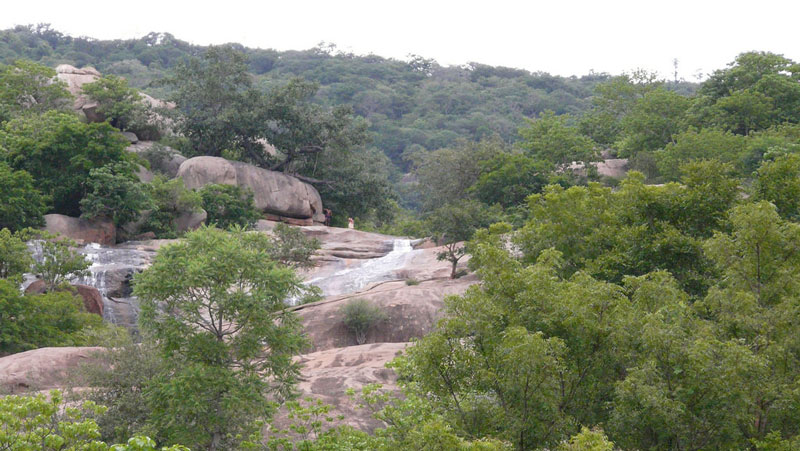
[305,239,416,298]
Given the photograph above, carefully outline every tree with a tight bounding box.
[0,227,32,283]
[0,390,187,450]
[754,154,800,220]
[141,176,202,239]
[82,74,150,133]
[340,299,388,345]
[0,110,131,216]
[0,59,72,122]
[199,184,261,230]
[81,162,153,226]
[133,226,308,450]
[410,137,503,212]
[265,222,321,269]
[0,161,47,231]
[470,152,551,208]
[518,110,597,171]
[656,128,748,180]
[427,200,501,278]
[616,87,690,156]
[159,45,262,158]
[32,236,90,290]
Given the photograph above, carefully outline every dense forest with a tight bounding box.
[3,23,800,451]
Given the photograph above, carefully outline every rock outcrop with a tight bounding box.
[43,214,116,245]
[55,64,103,121]
[178,156,325,222]
[0,346,103,393]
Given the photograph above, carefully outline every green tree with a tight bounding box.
[141,176,202,239]
[265,222,321,270]
[0,110,131,215]
[80,162,153,226]
[470,153,550,208]
[518,110,597,171]
[0,59,72,122]
[134,226,308,450]
[656,128,748,180]
[82,74,150,133]
[0,390,187,451]
[0,161,47,231]
[0,227,32,283]
[199,183,261,229]
[32,236,90,290]
[427,200,501,278]
[616,87,690,156]
[754,154,800,220]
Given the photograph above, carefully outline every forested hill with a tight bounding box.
[0,24,693,167]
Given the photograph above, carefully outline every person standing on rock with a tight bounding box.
[324,209,333,227]
[348,217,354,229]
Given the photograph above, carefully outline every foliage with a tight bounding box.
[518,110,598,171]
[470,152,551,208]
[340,299,388,345]
[556,427,615,451]
[82,74,150,134]
[754,153,800,220]
[0,227,32,282]
[0,59,71,122]
[80,162,153,226]
[141,176,202,239]
[266,222,321,269]
[199,183,261,229]
[615,87,690,156]
[0,161,48,231]
[0,390,187,450]
[428,200,502,278]
[0,110,131,215]
[134,226,308,450]
[0,279,107,354]
[408,137,504,212]
[655,127,748,181]
[32,236,90,290]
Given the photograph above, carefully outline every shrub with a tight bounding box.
[0,162,48,232]
[266,222,321,269]
[0,279,107,354]
[31,236,90,290]
[340,299,387,345]
[80,162,153,226]
[0,228,33,283]
[141,177,202,239]
[199,183,261,229]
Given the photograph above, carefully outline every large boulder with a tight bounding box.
[0,346,103,392]
[44,214,116,245]
[55,64,102,121]
[175,209,207,233]
[178,156,325,222]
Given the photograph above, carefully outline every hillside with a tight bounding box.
[0,24,642,167]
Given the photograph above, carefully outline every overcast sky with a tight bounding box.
[3,0,799,79]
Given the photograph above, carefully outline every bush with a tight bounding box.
[0,162,48,232]
[141,177,202,239]
[31,236,90,290]
[0,279,107,354]
[199,184,261,229]
[0,390,188,450]
[340,299,387,345]
[266,222,321,269]
[0,228,33,283]
[80,162,153,226]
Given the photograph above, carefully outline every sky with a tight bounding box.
[2,0,799,80]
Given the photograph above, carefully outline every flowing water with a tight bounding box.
[24,237,417,323]
[306,239,416,298]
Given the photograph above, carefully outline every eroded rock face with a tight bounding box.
[178,157,324,222]
[44,214,116,245]
[55,64,101,120]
